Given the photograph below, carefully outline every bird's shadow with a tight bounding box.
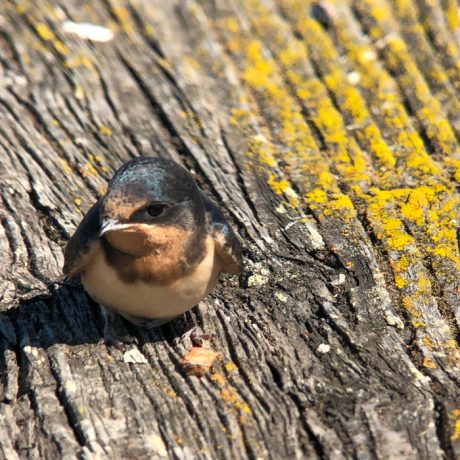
[4,283,188,350]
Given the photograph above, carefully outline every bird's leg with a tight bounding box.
[180,311,213,347]
[100,306,138,350]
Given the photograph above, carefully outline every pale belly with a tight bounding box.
[81,244,221,319]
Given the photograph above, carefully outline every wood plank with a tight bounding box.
[0,0,459,458]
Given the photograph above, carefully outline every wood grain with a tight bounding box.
[0,0,459,458]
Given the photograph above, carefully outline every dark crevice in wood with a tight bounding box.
[124,2,166,59]
[434,398,455,459]
[314,297,364,361]
[0,30,26,74]
[415,1,460,74]
[298,416,328,459]
[12,90,70,149]
[2,318,21,405]
[0,212,18,266]
[0,204,42,292]
[294,210,343,271]
[61,95,90,133]
[233,364,272,416]
[94,69,121,123]
[28,189,69,243]
[218,126,262,229]
[45,354,86,449]
[15,350,31,403]
[302,428,327,460]
[117,54,188,150]
[265,358,283,391]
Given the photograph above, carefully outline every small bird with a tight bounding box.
[63,157,242,348]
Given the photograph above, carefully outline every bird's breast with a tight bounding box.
[81,236,221,319]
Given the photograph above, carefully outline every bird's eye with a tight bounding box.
[146,203,168,217]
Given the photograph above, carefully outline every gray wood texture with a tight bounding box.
[0,0,460,458]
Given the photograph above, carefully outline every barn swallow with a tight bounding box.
[63,157,242,348]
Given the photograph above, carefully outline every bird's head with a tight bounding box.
[99,157,205,256]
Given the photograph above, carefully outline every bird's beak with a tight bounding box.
[99,218,132,236]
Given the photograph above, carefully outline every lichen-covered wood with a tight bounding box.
[0,0,459,458]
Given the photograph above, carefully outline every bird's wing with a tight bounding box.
[63,199,103,277]
[203,195,242,275]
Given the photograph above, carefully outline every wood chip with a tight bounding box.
[181,347,219,377]
[123,348,148,364]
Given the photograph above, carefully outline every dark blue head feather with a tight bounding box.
[103,157,205,228]
[108,157,200,203]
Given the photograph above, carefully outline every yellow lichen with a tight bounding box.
[79,162,98,177]
[59,159,72,175]
[64,55,95,70]
[422,357,436,369]
[412,320,427,329]
[267,173,289,195]
[111,6,134,35]
[224,362,238,373]
[36,23,54,41]
[53,40,69,55]
[422,337,435,350]
[163,387,176,399]
[211,372,226,387]
[220,388,251,414]
[246,136,276,168]
[451,410,460,441]
[99,126,112,136]
[445,0,459,32]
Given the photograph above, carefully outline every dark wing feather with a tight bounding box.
[202,195,242,275]
[63,199,103,277]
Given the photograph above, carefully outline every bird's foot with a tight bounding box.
[100,306,138,351]
[99,332,138,351]
[180,324,213,347]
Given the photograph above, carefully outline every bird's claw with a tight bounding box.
[99,332,138,351]
[180,325,213,347]
[100,306,138,351]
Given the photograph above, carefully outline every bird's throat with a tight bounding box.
[103,223,189,257]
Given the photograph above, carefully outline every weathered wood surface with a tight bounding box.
[0,0,460,458]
